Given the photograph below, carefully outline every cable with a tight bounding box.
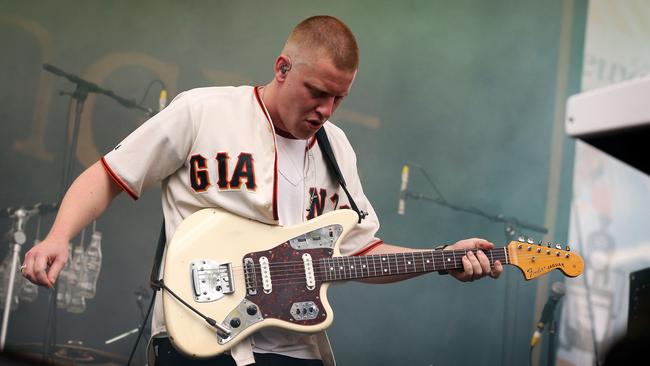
[126,288,156,366]
[137,79,166,108]
[406,161,448,204]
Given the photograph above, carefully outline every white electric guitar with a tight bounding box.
[162,208,584,358]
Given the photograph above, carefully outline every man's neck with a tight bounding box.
[259,83,297,139]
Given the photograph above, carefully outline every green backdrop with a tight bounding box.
[0,1,586,365]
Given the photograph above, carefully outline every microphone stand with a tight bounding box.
[41,63,155,359]
[0,203,57,351]
[405,191,548,238]
[547,318,557,366]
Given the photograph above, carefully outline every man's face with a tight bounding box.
[275,58,356,139]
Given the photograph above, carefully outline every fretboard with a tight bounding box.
[319,248,508,282]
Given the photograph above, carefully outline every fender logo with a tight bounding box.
[526,262,564,277]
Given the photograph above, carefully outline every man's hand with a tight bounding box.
[21,239,69,288]
[20,160,122,288]
[446,238,503,282]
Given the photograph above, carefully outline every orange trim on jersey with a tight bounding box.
[307,136,317,150]
[100,157,139,200]
[254,86,279,221]
[351,239,384,256]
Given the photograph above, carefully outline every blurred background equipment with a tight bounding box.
[565,74,650,175]
[9,341,126,365]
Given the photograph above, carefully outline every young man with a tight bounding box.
[22,16,502,366]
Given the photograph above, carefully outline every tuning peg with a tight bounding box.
[547,242,552,248]
[565,245,571,251]
[518,236,525,242]
[555,244,562,250]
[527,238,534,244]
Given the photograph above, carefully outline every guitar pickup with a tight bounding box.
[191,260,234,303]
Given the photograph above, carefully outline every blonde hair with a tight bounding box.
[282,15,359,71]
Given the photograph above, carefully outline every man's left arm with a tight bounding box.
[356,238,504,284]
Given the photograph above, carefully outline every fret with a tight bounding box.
[361,256,369,277]
[391,253,399,274]
[345,257,351,279]
[442,251,447,270]
[384,253,393,275]
[408,253,416,273]
[352,256,358,279]
[451,250,456,268]
[380,255,388,275]
[420,252,426,272]
[345,256,353,279]
[434,250,444,270]
[489,250,494,265]
[426,250,435,271]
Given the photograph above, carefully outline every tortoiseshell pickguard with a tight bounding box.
[244,242,333,325]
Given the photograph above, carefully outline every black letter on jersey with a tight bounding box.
[216,152,230,189]
[189,154,210,192]
[230,153,256,190]
[306,188,327,220]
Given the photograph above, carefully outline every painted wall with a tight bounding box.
[0,1,586,365]
[557,0,650,365]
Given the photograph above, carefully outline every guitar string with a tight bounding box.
[204,249,510,271]
[205,253,569,291]
[197,257,572,289]
[200,255,516,287]
[197,251,565,277]
[195,248,566,274]
[189,250,573,289]
[199,246,567,269]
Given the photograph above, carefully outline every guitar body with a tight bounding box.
[162,208,359,358]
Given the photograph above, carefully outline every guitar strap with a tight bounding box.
[150,221,166,289]
[315,127,367,223]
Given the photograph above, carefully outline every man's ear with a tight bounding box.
[274,55,292,81]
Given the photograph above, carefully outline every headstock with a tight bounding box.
[506,240,584,280]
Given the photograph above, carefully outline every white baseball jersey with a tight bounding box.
[101,86,382,362]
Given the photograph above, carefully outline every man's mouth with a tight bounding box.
[306,119,322,129]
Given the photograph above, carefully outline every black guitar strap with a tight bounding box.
[315,127,367,223]
[150,221,167,289]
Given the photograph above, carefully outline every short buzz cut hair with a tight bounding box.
[282,15,359,72]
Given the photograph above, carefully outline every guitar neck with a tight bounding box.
[320,248,509,282]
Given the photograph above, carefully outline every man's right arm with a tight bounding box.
[22,160,123,288]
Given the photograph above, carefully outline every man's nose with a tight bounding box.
[316,97,336,120]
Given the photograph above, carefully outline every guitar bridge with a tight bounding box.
[191,260,234,302]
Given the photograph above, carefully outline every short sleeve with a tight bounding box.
[102,92,195,199]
